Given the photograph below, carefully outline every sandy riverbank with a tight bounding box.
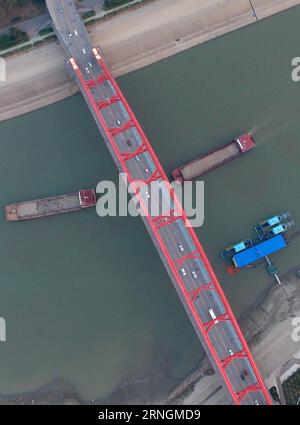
[1,0,300,122]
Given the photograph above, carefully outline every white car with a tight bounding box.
[116,119,121,126]
[85,66,90,74]
[180,268,187,276]
[74,30,78,37]
[68,30,72,37]
[82,48,87,55]
[192,270,198,279]
[209,308,219,324]
[88,62,93,68]
[59,8,64,13]
[135,156,140,162]
[145,168,149,173]
[145,191,151,199]
[178,244,184,252]
[228,349,234,356]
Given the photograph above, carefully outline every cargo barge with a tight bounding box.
[172,133,255,182]
[5,189,97,221]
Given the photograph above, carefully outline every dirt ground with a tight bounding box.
[0,1,46,30]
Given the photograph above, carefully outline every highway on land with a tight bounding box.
[46,0,271,404]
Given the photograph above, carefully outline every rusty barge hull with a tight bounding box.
[172,134,255,182]
[5,190,97,222]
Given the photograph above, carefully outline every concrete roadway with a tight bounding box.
[46,0,270,405]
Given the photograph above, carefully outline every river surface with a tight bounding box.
[0,7,300,401]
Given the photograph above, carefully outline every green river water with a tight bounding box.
[0,6,300,401]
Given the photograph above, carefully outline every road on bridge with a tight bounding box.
[46,0,272,405]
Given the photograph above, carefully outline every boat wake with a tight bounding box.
[249,92,300,143]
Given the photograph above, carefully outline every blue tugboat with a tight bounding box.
[263,221,295,239]
[254,212,292,234]
[219,238,254,259]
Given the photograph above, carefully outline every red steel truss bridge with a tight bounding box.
[46,0,272,405]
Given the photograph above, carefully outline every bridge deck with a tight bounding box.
[46,0,272,405]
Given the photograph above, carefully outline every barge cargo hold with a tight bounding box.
[172,133,255,182]
[5,189,97,222]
